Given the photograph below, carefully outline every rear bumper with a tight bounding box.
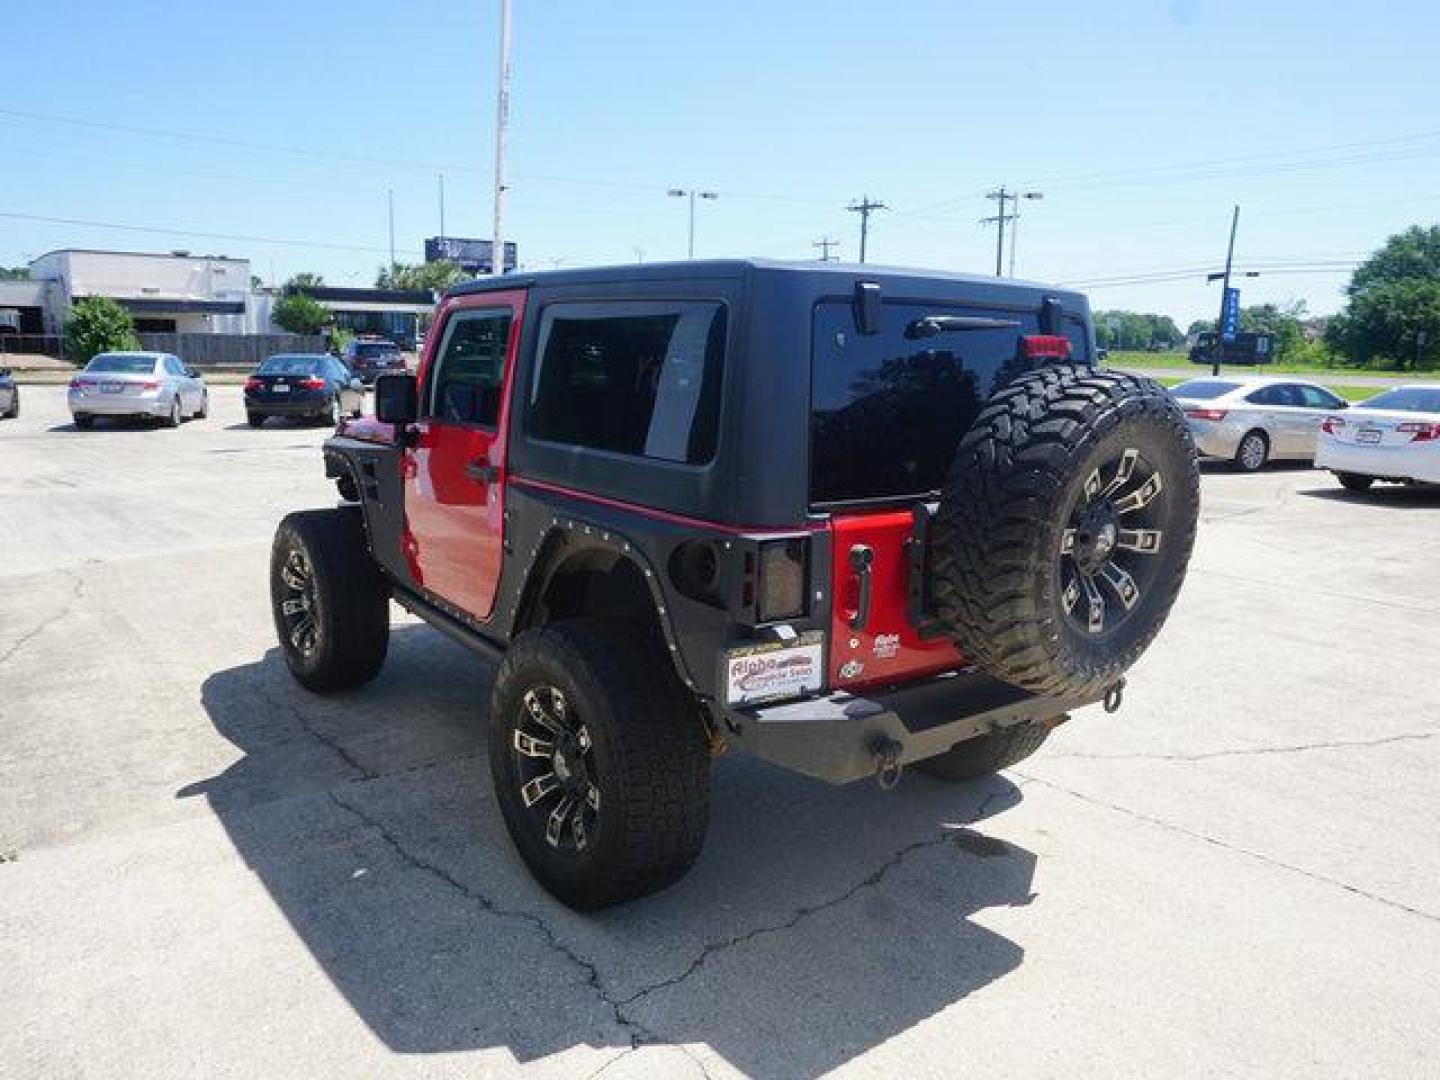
[1316,440,1440,483]
[722,667,1103,784]
[69,391,168,417]
[1186,417,1244,459]
[245,393,330,416]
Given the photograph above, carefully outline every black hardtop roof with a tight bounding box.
[446,258,1086,306]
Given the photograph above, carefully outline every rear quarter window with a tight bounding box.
[527,300,726,465]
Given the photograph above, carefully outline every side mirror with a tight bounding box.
[374,372,418,426]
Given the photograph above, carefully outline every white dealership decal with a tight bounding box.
[724,633,824,705]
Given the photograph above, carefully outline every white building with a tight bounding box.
[28,249,252,335]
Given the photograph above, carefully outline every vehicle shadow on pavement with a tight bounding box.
[186,623,1037,1077]
[1298,484,1440,508]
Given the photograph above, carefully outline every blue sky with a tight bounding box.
[2,0,1438,324]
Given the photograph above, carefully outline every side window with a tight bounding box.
[164,356,185,377]
[424,309,512,427]
[1246,386,1279,406]
[528,301,726,465]
[1299,385,1342,409]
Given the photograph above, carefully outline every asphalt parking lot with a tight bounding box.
[3,384,1438,1079]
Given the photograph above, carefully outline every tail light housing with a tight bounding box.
[1320,416,1345,434]
[1020,334,1072,360]
[298,377,327,390]
[1186,408,1228,422]
[244,376,262,392]
[138,380,160,392]
[757,538,808,622]
[69,377,85,390]
[1398,421,1440,442]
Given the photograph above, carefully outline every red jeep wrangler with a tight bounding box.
[269,260,1199,908]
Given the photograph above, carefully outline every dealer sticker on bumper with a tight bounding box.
[724,632,824,706]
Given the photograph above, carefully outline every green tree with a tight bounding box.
[1347,225,1440,296]
[63,297,140,364]
[286,272,327,290]
[376,260,466,293]
[1094,310,1183,350]
[1326,279,1440,370]
[271,293,331,336]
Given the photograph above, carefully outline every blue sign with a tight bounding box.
[1221,287,1241,343]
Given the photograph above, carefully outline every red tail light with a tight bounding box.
[138,380,160,391]
[1320,416,1345,434]
[1020,334,1072,360]
[69,378,84,390]
[1186,408,1228,422]
[1398,421,1440,442]
[244,376,262,391]
[298,377,326,390]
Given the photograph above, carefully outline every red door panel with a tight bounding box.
[828,510,963,691]
[402,289,527,622]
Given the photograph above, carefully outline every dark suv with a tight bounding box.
[269,260,1199,908]
[342,338,405,384]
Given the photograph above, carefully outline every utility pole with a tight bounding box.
[386,187,396,275]
[812,236,839,261]
[1212,205,1240,377]
[438,173,446,239]
[667,189,718,258]
[491,0,512,275]
[846,197,887,263]
[982,187,1043,277]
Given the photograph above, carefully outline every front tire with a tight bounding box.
[1234,429,1269,472]
[917,722,1053,782]
[1337,472,1375,492]
[270,509,389,692]
[489,620,711,910]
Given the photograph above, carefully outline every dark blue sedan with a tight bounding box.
[244,354,364,428]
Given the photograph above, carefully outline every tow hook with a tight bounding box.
[870,735,904,790]
[1103,678,1127,714]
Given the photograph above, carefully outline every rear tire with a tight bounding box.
[196,391,208,420]
[489,620,711,909]
[247,412,265,428]
[1337,472,1375,492]
[5,395,19,419]
[1234,429,1269,472]
[73,414,93,430]
[916,723,1053,782]
[165,396,182,428]
[270,509,389,692]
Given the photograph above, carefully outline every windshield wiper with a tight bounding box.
[905,315,1022,339]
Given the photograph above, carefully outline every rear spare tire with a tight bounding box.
[931,364,1199,698]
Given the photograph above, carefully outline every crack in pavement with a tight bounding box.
[326,777,1022,1073]
[1016,771,1440,924]
[1045,729,1440,763]
[0,571,86,667]
[617,781,1024,1011]
[257,682,379,781]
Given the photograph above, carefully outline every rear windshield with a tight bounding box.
[1360,387,1440,413]
[259,355,322,375]
[354,342,399,357]
[87,355,157,374]
[810,299,1088,504]
[1170,379,1239,400]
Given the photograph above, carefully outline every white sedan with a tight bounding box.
[1316,385,1440,491]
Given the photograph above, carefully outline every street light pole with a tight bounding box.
[386,187,396,274]
[668,188,718,258]
[491,0,512,276]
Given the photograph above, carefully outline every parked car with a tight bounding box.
[271,259,1201,908]
[342,337,405,384]
[69,352,208,429]
[1170,375,1348,471]
[0,367,18,419]
[1316,384,1440,491]
[245,353,364,428]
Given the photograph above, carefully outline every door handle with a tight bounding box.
[464,459,498,484]
[848,544,874,631]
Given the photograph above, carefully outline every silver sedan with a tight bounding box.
[68,351,209,429]
[1171,375,1349,471]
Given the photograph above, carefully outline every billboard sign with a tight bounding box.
[424,237,518,274]
[1220,286,1241,343]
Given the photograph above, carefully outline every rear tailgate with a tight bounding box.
[828,509,962,691]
